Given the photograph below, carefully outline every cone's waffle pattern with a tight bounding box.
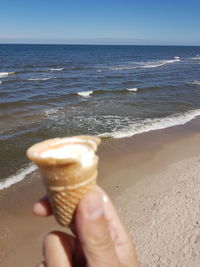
[48,177,96,226]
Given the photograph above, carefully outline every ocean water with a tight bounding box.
[0,44,200,189]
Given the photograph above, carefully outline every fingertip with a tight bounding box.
[33,202,46,216]
[33,196,52,216]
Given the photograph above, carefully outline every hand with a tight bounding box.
[33,186,139,267]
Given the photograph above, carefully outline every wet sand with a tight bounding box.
[1,118,200,266]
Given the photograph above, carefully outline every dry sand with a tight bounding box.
[1,119,200,266]
[113,137,200,267]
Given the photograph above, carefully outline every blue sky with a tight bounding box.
[0,0,200,45]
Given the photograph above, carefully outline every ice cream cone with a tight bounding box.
[27,135,100,226]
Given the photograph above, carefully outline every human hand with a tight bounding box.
[33,186,139,267]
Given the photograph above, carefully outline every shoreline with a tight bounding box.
[1,114,200,191]
[1,118,200,266]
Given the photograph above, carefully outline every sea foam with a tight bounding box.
[77,90,93,97]
[126,88,138,92]
[110,58,180,71]
[2,109,200,190]
[140,58,180,69]
[49,68,64,71]
[100,109,200,139]
[28,77,53,81]
[191,81,200,85]
[0,164,37,191]
[192,56,200,60]
[0,72,15,78]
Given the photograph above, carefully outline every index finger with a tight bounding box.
[33,195,52,217]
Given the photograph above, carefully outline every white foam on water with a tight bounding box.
[126,88,138,92]
[28,77,53,81]
[0,163,37,191]
[142,59,180,69]
[192,56,200,60]
[100,109,200,139]
[0,81,2,84]
[4,109,200,189]
[0,72,15,78]
[44,107,64,121]
[110,58,180,71]
[97,70,102,72]
[191,81,200,85]
[77,90,93,97]
[49,68,64,71]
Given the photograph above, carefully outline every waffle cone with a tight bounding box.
[47,171,97,226]
[27,135,100,226]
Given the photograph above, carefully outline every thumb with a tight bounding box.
[76,191,120,267]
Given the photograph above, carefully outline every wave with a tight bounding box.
[191,56,200,60]
[76,88,138,96]
[100,109,200,139]
[49,68,64,71]
[0,81,2,84]
[77,90,94,97]
[110,58,180,71]
[142,59,180,68]
[0,72,15,78]
[2,109,200,190]
[28,77,54,81]
[123,86,162,93]
[191,81,200,85]
[0,164,37,191]
[42,86,162,100]
[126,88,138,92]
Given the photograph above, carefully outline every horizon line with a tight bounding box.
[0,37,199,46]
[0,42,200,47]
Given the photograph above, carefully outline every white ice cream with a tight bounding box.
[40,143,95,167]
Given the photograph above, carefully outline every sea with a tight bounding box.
[0,44,200,189]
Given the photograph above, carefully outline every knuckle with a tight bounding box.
[87,231,113,251]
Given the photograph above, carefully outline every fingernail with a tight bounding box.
[103,194,108,203]
[87,192,104,220]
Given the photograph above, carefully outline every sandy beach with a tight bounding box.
[1,118,200,266]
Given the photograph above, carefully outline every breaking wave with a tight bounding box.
[3,108,199,190]
[0,72,15,78]
[126,88,138,92]
[190,81,200,85]
[49,68,64,71]
[0,163,37,190]
[28,77,54,81]
[77,90,94,97]
[110,57,180,71]
[191,56,200,60]
[100,109,200,139]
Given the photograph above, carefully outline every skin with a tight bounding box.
[33,186,140,267]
